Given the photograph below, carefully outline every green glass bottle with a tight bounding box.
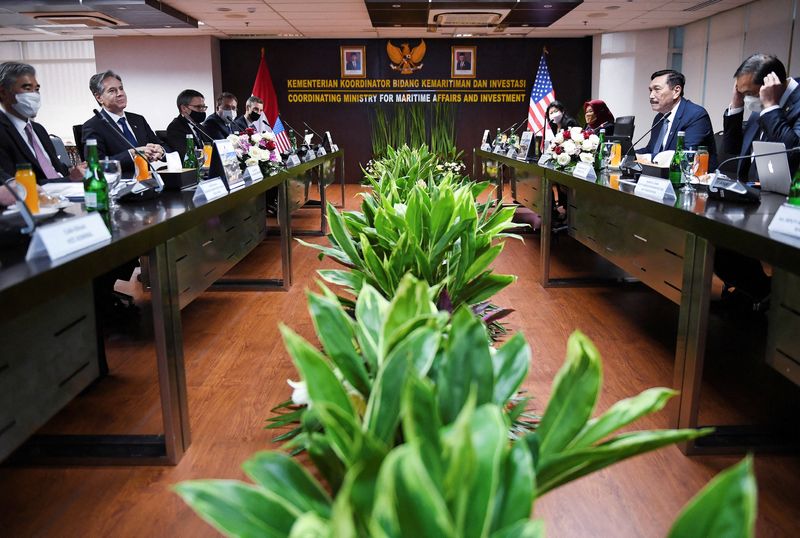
[595,128,606,171]
[789,167,800,205]
[669,130,685,187]
[495,127,502,146]
[289,128,297,152]
[83,139,108,212]
[183,134,198,169]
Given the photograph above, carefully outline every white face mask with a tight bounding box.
[744,95,763,112]
[220,109,235,122]
[12,91,41,119]
[549,111,563,124]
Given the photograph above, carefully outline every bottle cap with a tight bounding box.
[86,138,98,146]
[698,146,707,151]
[15,162,32,170]
[186,134,193,139]
[677,130,686,135]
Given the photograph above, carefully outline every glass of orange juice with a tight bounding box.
[133,153,150,180]
[693,146,709,177]
[14,163,38,214]
[609,142,622,167]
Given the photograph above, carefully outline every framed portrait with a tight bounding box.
[451,46,476,78]
[341,46,366,78]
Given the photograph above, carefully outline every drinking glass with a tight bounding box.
[194,147,207,180]
[100,158,122,207]
[679,149,696,194]
[601,142,614,170]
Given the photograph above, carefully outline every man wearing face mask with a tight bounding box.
[166,89,214,160]
[233,95,273,134]
[723,53,800,180]
[202,92,238,141]
[0,62,85,183]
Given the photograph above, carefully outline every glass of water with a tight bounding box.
[100,159,122,207]
[679,149,697,194]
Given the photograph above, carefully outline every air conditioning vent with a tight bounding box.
[21,11,127,28]
[683,0,723,12]
[429,9,511,27]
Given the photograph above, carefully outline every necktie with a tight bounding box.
[24,123,60,179]
[651,116,670,154]
[117,117,138,146]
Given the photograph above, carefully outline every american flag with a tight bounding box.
[272,116,292,154]
[527,53,555,133]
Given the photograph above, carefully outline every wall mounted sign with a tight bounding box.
[387,39,426,74]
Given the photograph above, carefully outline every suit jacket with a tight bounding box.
[233,115,250,133]
[202,113,234,141]
[639,99,717,169]
[166,115,212,160]
[723,78,800,179]
[81,110,167,175]
[0,110,70,183]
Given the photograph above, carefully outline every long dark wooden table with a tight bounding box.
[0,151,341,465]
[475,148,800,454]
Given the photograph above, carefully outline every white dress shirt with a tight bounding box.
[0,104,61,175]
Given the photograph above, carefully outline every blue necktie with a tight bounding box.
[651,116,670,154]
[117,117,138,146]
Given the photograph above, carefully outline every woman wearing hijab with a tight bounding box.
[543,100,579,147]
[583,99,615,134]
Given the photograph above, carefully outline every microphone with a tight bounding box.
[92,109,164,192]
[303,121,324,145]
[707,146,800,203]
[185,116,215,144]
[2,176,35,234]
[620,111,672,174]
[713,146,800,175]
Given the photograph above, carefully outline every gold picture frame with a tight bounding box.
[341,46,366,78]
[451,46,476,79]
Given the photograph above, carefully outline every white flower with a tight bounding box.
[227,134,240,145]
[554,131,565,144]
[287,379,310,406]
[581,139,595,152]
[588,134,599,146]
[264,131,276,141]
[570,126,584,140]
[579,152,595,164]
[251,133,263,143]
[556,153,572,166]
[562,140,578,156]
[245,157,258,167]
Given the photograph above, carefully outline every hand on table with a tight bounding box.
[69,162,87,181]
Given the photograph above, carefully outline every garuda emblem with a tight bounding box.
[387,39,426,75]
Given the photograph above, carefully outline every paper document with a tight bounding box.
[42,182,84,201]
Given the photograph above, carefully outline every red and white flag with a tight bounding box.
[251,48,291,153]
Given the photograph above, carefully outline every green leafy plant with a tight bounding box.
[177,330,754,538]
[431,102,458,160]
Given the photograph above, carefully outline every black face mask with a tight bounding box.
[189,110,206,124]
[248,111,261,122]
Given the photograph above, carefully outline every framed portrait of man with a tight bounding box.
[341,46,366,78]
[451,46,476,78]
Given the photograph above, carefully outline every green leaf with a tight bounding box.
[535,428,713,495]
[401,375,443,483]
[296,238,352,267]
[489,520,545,538]
[668,456,757,538]
[327,203,363,266]
[242,451,332,519]
[314,402,385,469]
[536,331,602,458]
[491,439,535,532]
[354,284,389,374]
[492,333,531,406]
[360,234,392,296]
[363,336,414,445]
[306,291,371,397]
[317,269,366,293]
[430,186,456,243]
[464,244,504,285]
[307,432,345,492]
[174,480,297,538]
[452,273,516,307]
[568,387,678,449]
[288,513,331,538]
[279,325,355,420]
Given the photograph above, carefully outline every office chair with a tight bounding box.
[49,134,73,167]
[72,124,84,157]
[614,116,635,138]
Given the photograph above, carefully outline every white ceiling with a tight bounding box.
[0,0,756,41]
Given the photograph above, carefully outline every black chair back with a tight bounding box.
[614,116,635,138]
[156,130,168,142]
[49,134,73,167]
[72,124,84,157]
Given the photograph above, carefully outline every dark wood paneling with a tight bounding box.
[220,38,592,182]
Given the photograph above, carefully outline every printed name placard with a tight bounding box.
[244,164,263,183]
[330,144,339,152]
[634,175,676,202]
[192,177,228,204]
[538,154,552,166]
[317,147,327,156]
[286,154,302,168]
[480,142,492,152]
[493,145,505,155]
[482,129,490,145]
[572,162,597,182]
[26,212,111,261]
[768,203,800,238]
[505,148,517,159]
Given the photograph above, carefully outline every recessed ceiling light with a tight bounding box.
[393,24,402,27]
[543,4,552,7]
[522,24,529,27]
[164,25,172,28]
[392,3,401,7]
[198,21,205,26]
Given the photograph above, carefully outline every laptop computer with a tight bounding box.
[753,141,791,195]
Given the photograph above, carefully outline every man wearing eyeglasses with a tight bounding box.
[166,89,214,160]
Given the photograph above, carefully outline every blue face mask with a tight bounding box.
[220,109,235,122]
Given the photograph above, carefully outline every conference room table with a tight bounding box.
[474,148,800,454]
[0,150,341,466]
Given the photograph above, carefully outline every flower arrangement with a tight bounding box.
[543,126,600,170]
[227,128,285,176]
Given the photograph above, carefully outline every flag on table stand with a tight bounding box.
[251,48,292,153]
[527,52,555,135]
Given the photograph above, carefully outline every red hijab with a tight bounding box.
[583,99,614,130]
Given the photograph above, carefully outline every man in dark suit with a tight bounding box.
[345,52,360,71]
[716,54,800,310]
[0,61,85,183]
[81,70,167,176]
[456,52,471,71]
[637,69,717,168]
[202,92,238,141]
[723,53,800,179]
[233,95,272,134]
[166,89,213,160]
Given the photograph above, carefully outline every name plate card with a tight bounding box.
[302,150,316,162]
[493,145,505,155]
[480,142,492,152]
[572,162,597,182]
[538,154,552,166]
[244,164,263,183]
[768,203,800,238]
[505,148,518,159]
[286,154,302,168]
[634,175,676,202]
[330,144,339,152]
[482,129,490,145]
[192,177,228,204]
[317,147,327,156]
[26,212,111,261]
